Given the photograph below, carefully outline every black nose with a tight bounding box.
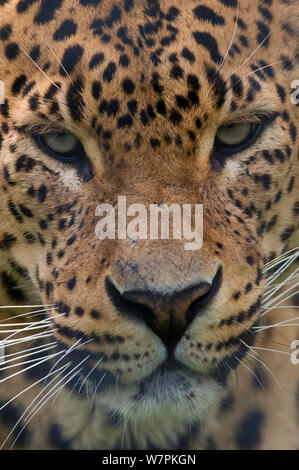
[106,267,222,351]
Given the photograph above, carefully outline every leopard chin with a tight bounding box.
[94,361,222,424]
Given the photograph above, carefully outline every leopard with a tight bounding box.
[0,0,298,450]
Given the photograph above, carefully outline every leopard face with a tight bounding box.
[0,0,298,445]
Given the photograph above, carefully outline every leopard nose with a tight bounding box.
[105,267,222,350]
[122,281,212,317]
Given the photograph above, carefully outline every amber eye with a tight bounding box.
[215,123,258,149]
[41,132,79,154]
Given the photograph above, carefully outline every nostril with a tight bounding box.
[186,266,223,324]
[105,276,156,329]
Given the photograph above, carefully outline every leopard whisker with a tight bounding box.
[228,31,271,82]
[51,358,91,407]
[42,337,93,385]
[1,312,64,344]
[240,341,283,390]
[263,247,299,271]
[0,307,54,323]
[0,344,57,368]
[235,356,264,389]
[79,356,103,394]
[89,370,107,412]
[255,316,299,332]
[262,285,299,313]
[0,304,54,309]
[0,350,64,384]
[0,363,68,415]
[249,345,291,356]
[217,2,239,72]
[0,362,70,450]
[2,331,58,349]
[19,45,61,90]
[8,348,91,449]
[2,342,57,360]
[46,44,73,85]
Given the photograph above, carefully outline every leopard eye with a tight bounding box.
[41,132,79,155]
[33,131,94,181]
[215,123,257,149]
[34,131,87,163]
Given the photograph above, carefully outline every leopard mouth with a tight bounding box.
[49,311,258,410]
[130,358,205,399]
[50,341,221,416]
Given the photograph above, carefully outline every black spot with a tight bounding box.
[66,235,76,246]
[19,204,33,218]
[0,233,17,250]
[34,0,63,24]
[231,74,243,97]
[16,0,38,14]
[5,42,20,60]
[281,54,293,71]
[60,45,84,76]
[92,81,102,100]
[218,0,238,7]
[119,54,130,67]
[0,24,12,41]
[150,138,160,149]
[236,409,265,449]
[8,201,24,223]
[122,78,135,95]
[124,0,133,12]
[53,19,77,41]
[193,6,225,26]
[128,100,137,116]
[103,62,116,82]
[176,95,190,110]
[90,309,101,319]
[280,226,295,242]
[181,47,195,63]
[187,74,200,91]
[156,99,167,115]
[193,32,223,64]
[170,65,184,80]
[105,5,122,28]
[256,21,270,47]
[0,401,31,445]
[29,45,40,63]
[67,276,77,290]
[29,93,39,111]
[67,78,85,122]
[290,123,297,143]
[205,64,227,108]
[75,306,85,317]
[37,184,47,203]
[89,52,104,69]
[287,177,295,193]
[55,301,71,317]
[49,423,72,450]
[276,84,286,103]
[169,109,182,126]
[1,271,26,301]
[117,114,133,128]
